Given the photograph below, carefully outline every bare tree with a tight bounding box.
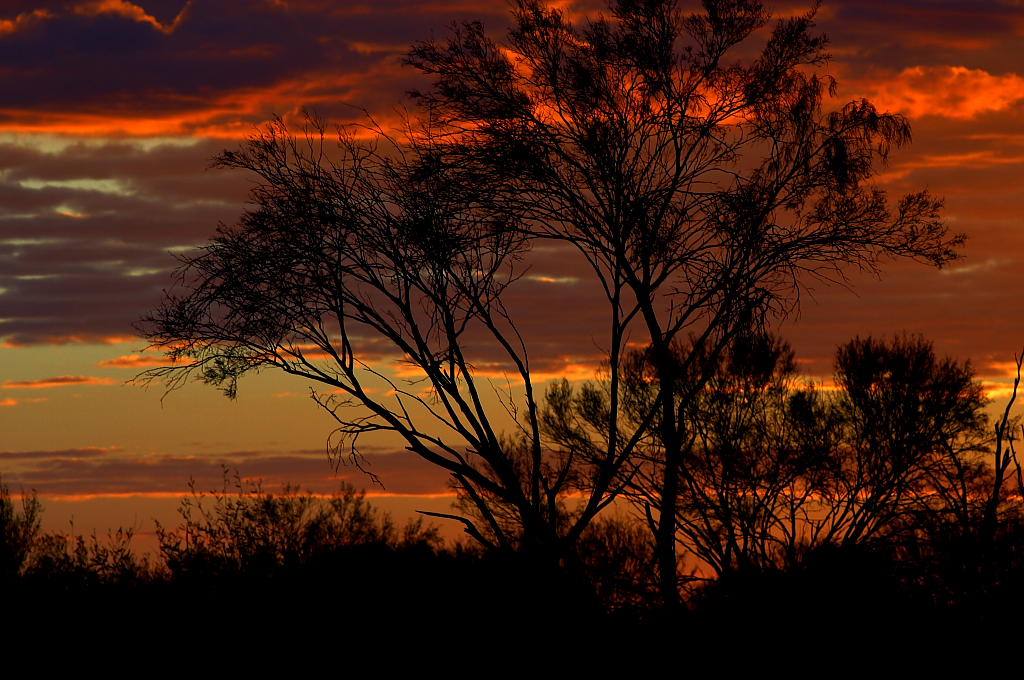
[141,119,625,580]
[405,0,963,604]
[985,350,1024,539]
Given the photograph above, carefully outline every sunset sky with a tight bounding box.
[1,0,1023,540]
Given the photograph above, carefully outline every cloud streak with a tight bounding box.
[865,66,1024,119]
[1,445,451,497]
[2,375,117,389]
[97,354,179,368]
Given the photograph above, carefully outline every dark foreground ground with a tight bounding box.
[6,540,1023,668]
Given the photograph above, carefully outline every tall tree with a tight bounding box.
[406,0,963,604]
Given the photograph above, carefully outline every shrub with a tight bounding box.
[0,477,42,582]
[156,469,442,582]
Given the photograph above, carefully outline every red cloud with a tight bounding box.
[864,66,1024,119]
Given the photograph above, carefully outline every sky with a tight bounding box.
[1,0,1023,540]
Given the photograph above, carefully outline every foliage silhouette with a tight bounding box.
[2,477,154,592]
[0,477,42,583]
[22,526,152,590]
[544,333,995,584]
[156,468,441,582]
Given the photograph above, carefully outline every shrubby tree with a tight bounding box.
[821,335,989,546]
[144,0,963,604]
[546,333,993,581]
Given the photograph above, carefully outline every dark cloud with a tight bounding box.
[0,0,511,133]
[0,446,116,460]
[0,138,246,343]
[822,1,1024,72]
[1,445,451,496]
[0,0,1021,377]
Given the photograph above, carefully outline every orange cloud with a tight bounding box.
[981,359,1024,380]
[865,66,1024,119]
[3,375,117,389]
[0,9,53,36]
[0,62,408,139]
[0,397,48,407]
[349,41,407,55]
[43,491,188,501]
[874,150,1024,183]
[72,0,188,34]
[911,151,1024,170]
[98,354,179,368]
[982,381,1018,401]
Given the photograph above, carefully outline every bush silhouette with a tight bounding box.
[0,477,42,583]
[156,470,441,583]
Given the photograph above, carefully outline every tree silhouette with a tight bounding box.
[405,0,963,604]
[140,118,632,589]
[143,0,964,606]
